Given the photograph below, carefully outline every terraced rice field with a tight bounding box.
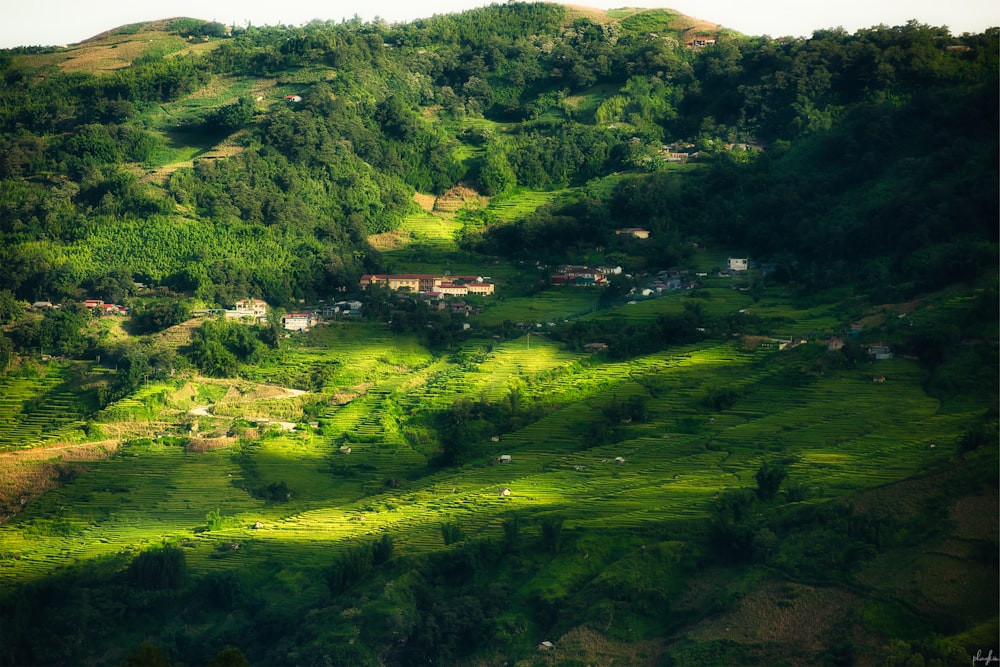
[393,211,464,250]
[485,188,568,223]
[0,310,978,588]
[473,289,600,326]
[0,365,95,450]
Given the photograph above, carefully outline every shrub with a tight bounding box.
[441,522,465,545]
[126,545,187,590]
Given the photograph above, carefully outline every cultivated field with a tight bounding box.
[0,312,974,586]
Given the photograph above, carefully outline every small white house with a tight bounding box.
[499,487,512,497]
[282,313,312,332]
[498,454,512,464]
[728,257,749,272]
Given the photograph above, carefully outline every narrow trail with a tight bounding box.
[188,385,308,431]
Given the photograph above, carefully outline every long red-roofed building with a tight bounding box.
[360,274,494,295]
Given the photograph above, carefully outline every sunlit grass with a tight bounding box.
[0,296,983,588]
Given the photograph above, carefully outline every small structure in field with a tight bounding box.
[498,487,511,497]
[498,454,512,464]
[614,456,626,464]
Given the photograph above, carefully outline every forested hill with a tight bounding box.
[0,4,997,306]
[0,7,998,667]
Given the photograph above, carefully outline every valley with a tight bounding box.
[0,5,996,665]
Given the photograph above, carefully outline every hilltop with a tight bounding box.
[0,3,997,665]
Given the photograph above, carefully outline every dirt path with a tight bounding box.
[1,383,309,521]
[188,384,308,430]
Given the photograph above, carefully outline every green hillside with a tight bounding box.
[0,4,997,666]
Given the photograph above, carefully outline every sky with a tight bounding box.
[2,0,998,49]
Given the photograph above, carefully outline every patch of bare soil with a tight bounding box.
[563,5,618,23]
[950,490,999,542]
[413,192,437,212]
[57,38,151,73]
[519,625,665,666]
[186,436,238,452]
[848,469,958,522]
[368,230,411,250]
[228,384,307,402]
[682,580,863,655]
[434,184,489,212]
[0,440,121,522]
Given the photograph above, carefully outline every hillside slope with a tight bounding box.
[0,4,996,666]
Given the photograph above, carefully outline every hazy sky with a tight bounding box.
[3,0,998,48]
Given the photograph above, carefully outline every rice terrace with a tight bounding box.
[0,4,997,666]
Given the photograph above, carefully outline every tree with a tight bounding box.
[131,301,189,335]
[502,514,521,552]
[122,641,172,667]
[0,290,26,324]
[373,533,394,564]
[755,462,788,501]
[208,646,249,667]
[441,521,465,545]
[540,515,564,554]
[0,334,12,373]
[206,97,255,131]
[126,545,187,590]
[479,143,516,195]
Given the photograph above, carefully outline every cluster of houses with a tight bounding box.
[31,299,129,315]
[359,274,496,297]
[685,34,717,49]
[190,298,365,333]
[658,141,763,164]
[550,265,622,287]
[279,300,365,332]
[615,228,651,239]
[631,269,700,297]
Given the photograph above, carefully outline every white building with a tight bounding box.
[728,258,749,272]
[282,313,312,332]
[225,299,268,323]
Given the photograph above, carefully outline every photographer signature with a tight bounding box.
[973,649,1000,666]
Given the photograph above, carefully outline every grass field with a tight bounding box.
[473,288,600,326]
[0,311,976,588]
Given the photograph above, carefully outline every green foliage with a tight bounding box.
[187,319,275,377]
[123,641,173,667]
[440,521,465,546]
[326,543,374,594]
[479,141,517,195]
[205,507,224,530]
[373,533,395,565]
[0,9,996,667]
[208,646,250,667]
[131,301,189,335]
[755,462,788,501]
[540,515,564,554]
[126,545,187,590]
[702,385,743,411]
[205,97,255,131]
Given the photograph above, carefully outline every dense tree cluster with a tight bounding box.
[0,7,995,305]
